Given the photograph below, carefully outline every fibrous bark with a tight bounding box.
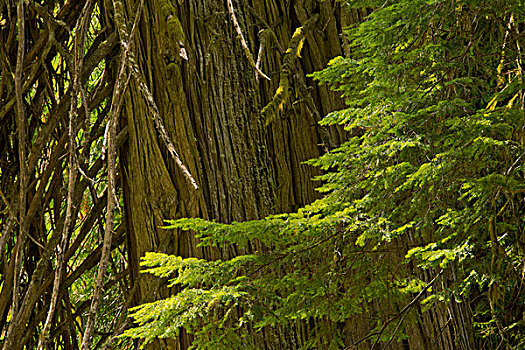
[121,0,347,348]
[121,1,475,349]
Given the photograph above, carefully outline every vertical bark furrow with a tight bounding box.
[122,0,362,348]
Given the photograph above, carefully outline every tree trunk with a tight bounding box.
[121,0,346,348]
[120,0,477,349]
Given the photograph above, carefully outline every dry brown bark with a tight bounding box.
[120,1,348,348]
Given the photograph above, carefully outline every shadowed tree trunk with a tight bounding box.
[121,0,347,265]
[120,0,475,349]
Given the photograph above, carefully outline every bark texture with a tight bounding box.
[121,0,347,348]
[121,0,475,349]
[122,0,346,298]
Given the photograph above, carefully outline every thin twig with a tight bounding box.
[111,0,198,189]
[255,31,266,82]
[0,213,15,264]
[226,0,270,81]
[371,269,443,350]
[100,280,140,350]
[0,187,18,225]
[127,56,199,189]
[2,2,26,349]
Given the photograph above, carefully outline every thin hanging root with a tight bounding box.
[227,0,270,81]
[261,15,318,125]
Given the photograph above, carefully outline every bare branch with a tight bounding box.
[37,1,96,348]
[13,0,26,327]
[81,1,144,348]
[127,56,200,190]
[227,0,270,81]
[2,2,26,349]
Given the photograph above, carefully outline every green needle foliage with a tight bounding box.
[123,0,524,348]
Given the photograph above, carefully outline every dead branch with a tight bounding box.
[227,0,270,81]
[80,0,143,348]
